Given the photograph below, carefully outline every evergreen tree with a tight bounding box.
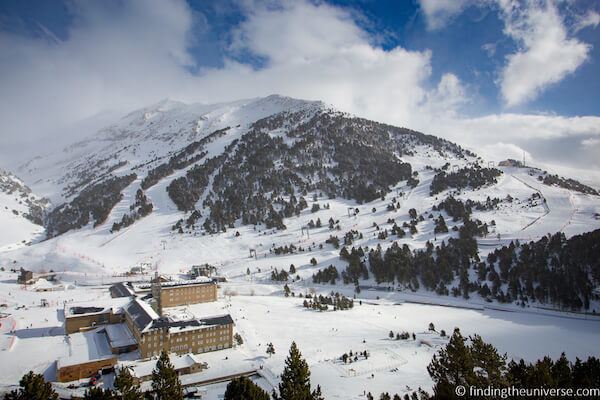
[552,353,572,388]
[83,387,115,400]
[427,328,475,399]
[114,367,144,400]
[224,376,270,400]
[151,351,183,400]
[273,342,323,400]
[4,371,58,400]
[267,342,276,357]
[469,334,507,387]
[234,333,244,346]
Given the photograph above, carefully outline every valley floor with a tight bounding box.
[1,270,600,399]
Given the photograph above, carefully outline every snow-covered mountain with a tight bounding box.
[2,94,600,311]
[17,95,325,204]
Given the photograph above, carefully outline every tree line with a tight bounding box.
[6,343,324,400]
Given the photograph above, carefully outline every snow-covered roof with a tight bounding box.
[124,298,233,334]
[102,323,137,348]
[135,276,214,291]
[64,297,130,318]
[155,314,234,334]
[125,299,160,332]
[118,353,204,379]
[58,328,115,368]
[109,282,135,298]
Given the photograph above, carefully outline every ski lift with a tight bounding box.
[301,226,310,238]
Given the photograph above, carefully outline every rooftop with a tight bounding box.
[110,282,135,298]
[135,277,214,291]
[125,299,161,332]
[150,314,234,333]
[118,353,205,378]
[124,298,233,334]
[102,323,137,348]
[58,328,115,369]
[65,297,131,318]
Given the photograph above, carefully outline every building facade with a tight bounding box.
[151,277,217,314]
[125,299,233,358]
[57,356,117,382]
[64,303,127,334]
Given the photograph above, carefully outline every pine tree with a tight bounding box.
[234,333,244,346]
[469,334,507,387]
[273,341,323,400]
[427,328,475,399]
[266,342,276,357]
[4,371,58,400]
[224,376,270,400]
[83,387,115,400]
[151,351,183,400]
[114,367,144,400]
[552,353,572,388]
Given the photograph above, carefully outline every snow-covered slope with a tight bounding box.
[2,94,599,309]
[1,95,600,396]
[0,170,47,251]
[17,95,324,204]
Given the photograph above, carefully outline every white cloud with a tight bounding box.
[498,0,591,107]
[0,0,195,156]
[0,0,599,178]
[0,0,448,161]
[417,0,473,30]
[581,137,600,147]
[477,142,531,163]
[421,0,597,108]
[574,10,600,33]
[421,73,468,118]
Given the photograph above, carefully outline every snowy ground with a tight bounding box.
[0,190,44,253]
[1,269,600,398]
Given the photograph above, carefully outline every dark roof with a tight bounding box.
[151,317,200,330]
[70,306,105,315]
[137,278,215,290]
[125,301,154,331]
[200,314,234,326]
[110,282,134,298]
[149,314,234,331]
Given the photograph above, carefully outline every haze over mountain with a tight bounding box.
[1,1,599,177]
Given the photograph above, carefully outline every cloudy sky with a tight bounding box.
[0,0,599,179]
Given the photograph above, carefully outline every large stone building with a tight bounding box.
[58,276,233,382]
[150,276,217,314]
[125,299,233,358]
